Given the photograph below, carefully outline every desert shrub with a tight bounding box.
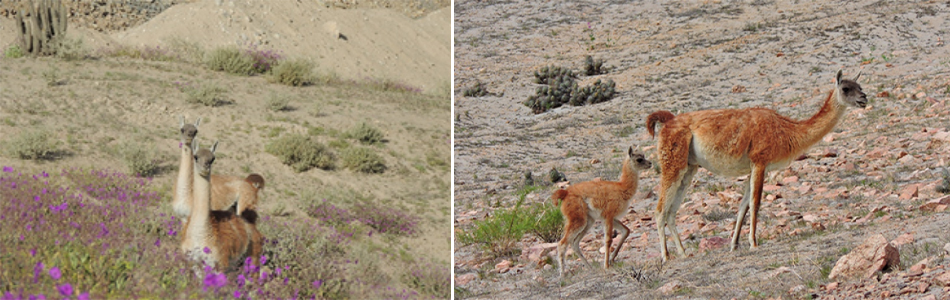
[457,206,534,257]
[42,65,62,86]
[53,37,87,61]
[341,147,386,174]
[583,55,608,75]
[265,134,335,172]
[205,47,257,76]
[363,78,421,93]
[402,260,450,298]
[244,44,281,74]
[266,93,292,112]
[118,142,160,177]
[4,130,60,160]
[463,81,489,97]
[346,122,384,144]
[182,83,229,107]
[533,65,576,84]
[528,203,564,243]
[4,45,24,58]
[702,207,733,222]
[269,59,315,86]
[937,168,950,194]
[352,201,418,235]
[98,45,179,61]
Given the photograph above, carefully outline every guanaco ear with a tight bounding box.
[835,69,843,85]
[195,117,202,128]
[179,115,185,129]
[211,141,219,154]
[853,71,862,82]
[628,146,634,157]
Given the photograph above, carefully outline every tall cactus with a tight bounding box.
[14,0,68,56]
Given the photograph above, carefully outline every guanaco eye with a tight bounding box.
[842,87,851,93]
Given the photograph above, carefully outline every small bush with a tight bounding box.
[457,206,534,257]
[347,122,384,144]
[53,37,87,61]
[183,83,229,107]
[42,65,62,86]
[205,47,257,76]
[702,207,733,222]
[244,44,282,74]
[118,142,160,177]
[528,203,564,243]
[265,134,335,172]
[4,130,60,160]
[269,59,315,86]
[266,93,292,112]
[353,201,417,235]
[341,147,386,174]
[463,81,489,97]
[4,45,24,58]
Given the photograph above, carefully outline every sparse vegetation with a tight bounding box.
[118,142,160,177]
[3,130,61,160]
[53,37,88,61]
[347,122,385,145]
[524,64,617,113]
[269,59,315,86]
[182,82,229,107]
[4,45,24,59]
[341,146,386,174]
[266,93,293,112]
[265,134,335,172]
[205,47,258,76]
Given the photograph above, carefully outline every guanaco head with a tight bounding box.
[626,146,652,171]
[192,140,219,178]
[179,116,202,147]
[245,174,265,190]
[834,70,868,109]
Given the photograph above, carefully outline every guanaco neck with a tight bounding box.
[796,89,846,151]
[174,144,194,216]
[185,170,212,248]
[617,158,639,200]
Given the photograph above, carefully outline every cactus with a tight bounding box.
[548,167,566,184]
[534,65,576,85]
[14,0,68,56]
[463,81,490,97]
[583,55,609,76]
[524,64,618,114]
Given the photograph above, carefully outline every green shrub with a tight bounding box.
[266,93,292,112]
[183,83,229,107]
[205,47,257,76]
[341,146,386,174]
[265,134,335,172]
[4,130,61,160]
[118,142,159,177]
[4,45,24,58]
[457,206,534,257]
[528,203,564,243]
[269,59,315,86]
[347,122,384,144]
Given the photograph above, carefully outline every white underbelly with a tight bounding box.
[690,138,751,177]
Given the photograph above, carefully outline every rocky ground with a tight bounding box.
[453,0,950,298]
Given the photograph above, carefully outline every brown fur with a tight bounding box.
[554,147,652,279]
[649,70,867,261]
[181,141,263,272]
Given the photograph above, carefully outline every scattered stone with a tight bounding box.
[891,232,914,247]
[826,281,839,291]
[828,234,900,280]
[935,271,950,286]
[698,236,729,253]
[590,158,600,164]
[520,242,558,264]
[732,85,747,93]
[456,273,476,285]
[494,260,512,273]
[657,280,683,295]
[919,196,950,212]
[899,184,919,201]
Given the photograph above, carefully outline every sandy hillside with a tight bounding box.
[454,0,950,299]
[112,0,451,93]
[0,0,450,297]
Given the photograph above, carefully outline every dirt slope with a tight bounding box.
[454,0,950,298]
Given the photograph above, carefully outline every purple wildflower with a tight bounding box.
[56,283,72,297]
[33,262,44,283]
[77,292,89,300]
[49,267,61,280]
[203,247,211,254]
[203,272,227,291]
[29,294,47,300]
[313,279,323,290]
[2,166,12,173]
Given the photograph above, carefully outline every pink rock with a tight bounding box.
[494,260,512,273]
[899,184,919,201]
[890,232,914,247]
[822,148,838,158]
[456,273,476,286]
[781,176,799,185]
[828,234,900,280]
[919,196,950,212]
[657,280,683,295]
[763,185,781,192]
[803,214,819,223]
[520,242,559,263]
[826,281,839,291]
[935,271,950,286]
[698,236,729,253]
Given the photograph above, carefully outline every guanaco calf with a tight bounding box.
[181,140,263,271]
[171,116,265,221]
[552,147,652,278]
[647,70,867,261]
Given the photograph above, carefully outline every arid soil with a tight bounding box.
[0,0,450,295]
[454,0,950,298]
